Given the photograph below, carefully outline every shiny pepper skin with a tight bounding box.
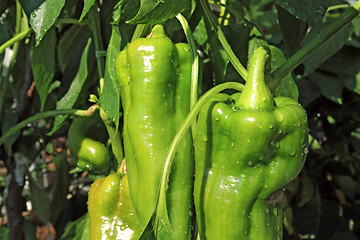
[67,114,110,173]
[194,47,308,240]
[115,25,194,238]
[88,173,141,240]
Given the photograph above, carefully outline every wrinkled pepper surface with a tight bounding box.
[194,47,308,239]
[88,173,141,240]
[67,114,110,173]
[115,25,194,238]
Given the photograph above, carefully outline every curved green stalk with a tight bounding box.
[0,28,33,55]
[99,108,124,169]
[269,1,360,91]
[153,81,244,235]
[0,107,98,146]
[88,2,105,79]
[199,0,248,80]
[130,24,152,42]
[176,14,199,111]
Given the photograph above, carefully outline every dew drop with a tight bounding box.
[282,2,289,8]
[288,7,295,14]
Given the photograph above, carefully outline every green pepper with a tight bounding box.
[88,173,141,240]
[115,25,194,238]
[67,114,110,173]
[194,47,308,239]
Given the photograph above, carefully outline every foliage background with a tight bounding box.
[0,0,360,239]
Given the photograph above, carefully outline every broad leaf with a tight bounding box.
[23,219,37,240]
[276,4,308,56]
[270,44,299,100]
[318,46,360,77]
[303,23,351,76]
[0,226,9,240]
[49,151,71,223]
[28,172,51,224]
[60,214,90,240]
[342,74,360,95]
[292,185,321,237]
[274,0,331,35]
[30,27,55,111]
[79,0,95,22]
[351,128,360,154]
[58,25,92,73]
[100,26,122,130]
[20,0,66,46]
[309,71,343,104]
[50,38,92,134]
[127,0,191,24]
[317,200,343,239]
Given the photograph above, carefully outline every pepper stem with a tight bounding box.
[235,46,273,111]
[148,25,166,39]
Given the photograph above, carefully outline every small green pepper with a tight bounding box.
[88,173,141,240]
[194,47,308,239]
[67,114,110,173]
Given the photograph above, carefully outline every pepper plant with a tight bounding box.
[0,0,360,239]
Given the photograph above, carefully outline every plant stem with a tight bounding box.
[0,108,96,146]
[130,24,152,42]
[269,1,360,91]
[100,108,124,169]
[88,3,105,79]
[176,13,200,135]
[199,0,248,80]
[154,81,244,234]
[0,28,33,55]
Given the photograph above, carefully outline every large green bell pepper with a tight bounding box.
[88,173,141,240]
[194,46,308,239]
[115,25,194,238]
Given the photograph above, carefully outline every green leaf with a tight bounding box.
[23,219,37,240]
[303,24,351,76]
[351,15,360,36]
[351,128,360,154]
[100,26,122,130]
[79,0,95,22]
[49,151,71,223]
[50,38,92,134]
[60,213,90,240]
[28,172,51,224]
[274,0,331,35]
[317,200,343,239]
[318,46,360,77]
[30,27,55,111]
[309,72,343,104]
[276,4,308,56]
[269,46,299,100]
[58,25,91,73]
[192,17,208,46]
[292,184,321,237]
[342,74,360,95]
[333,175,358,200]
[127,0,191,25]
[0,226,9,240]
[20,0,66,46]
